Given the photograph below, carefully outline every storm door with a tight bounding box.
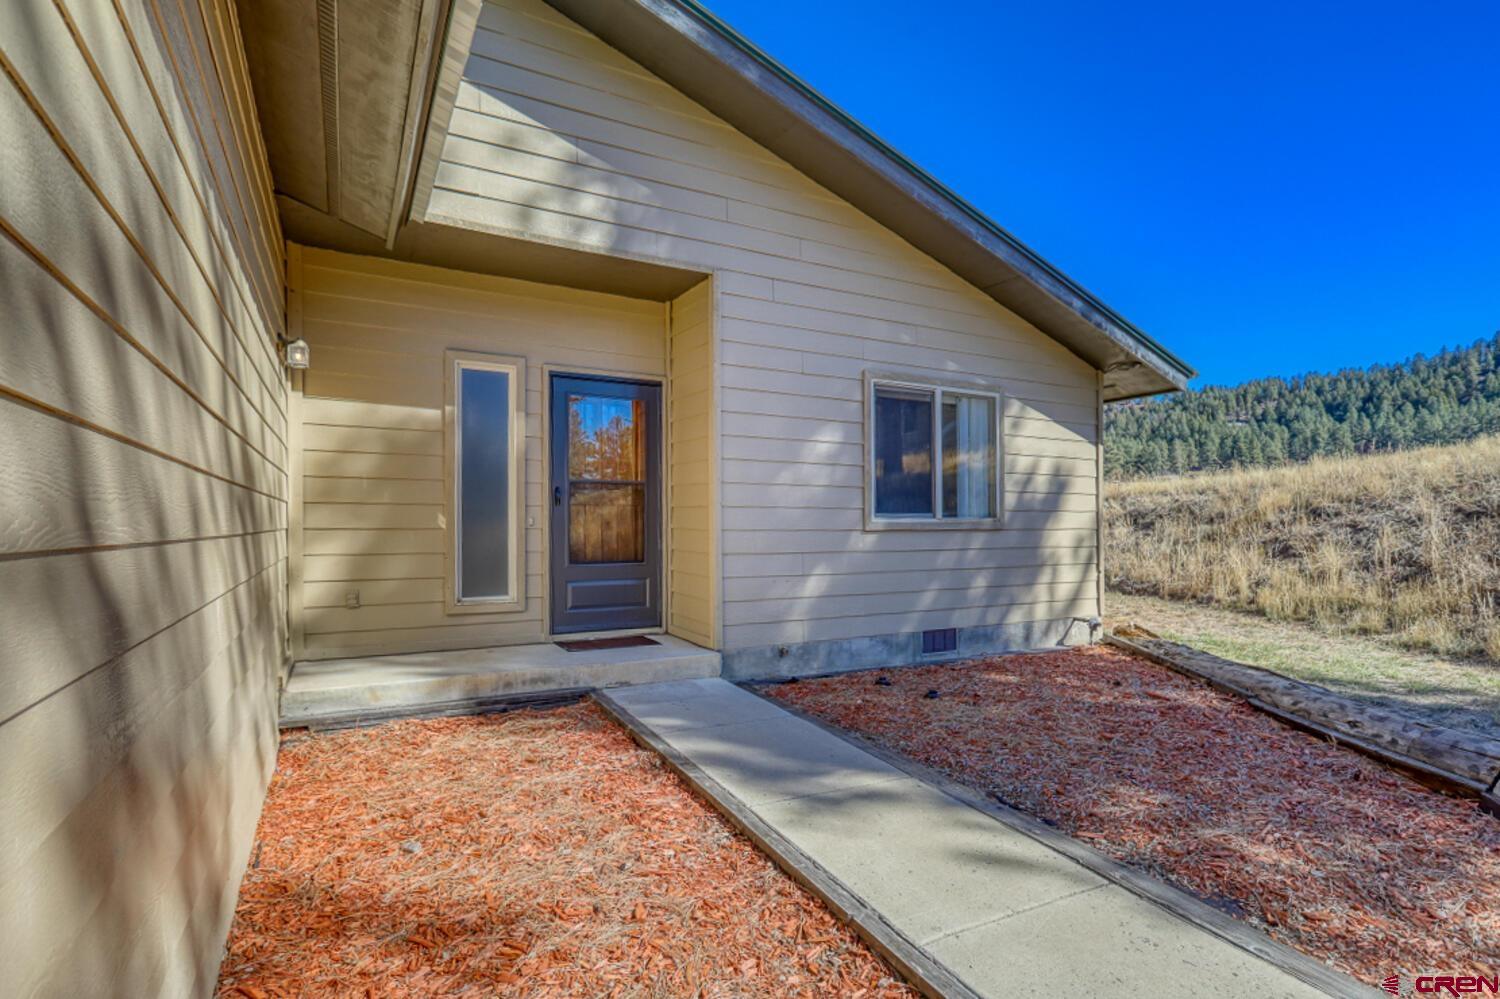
[548,374,662,634]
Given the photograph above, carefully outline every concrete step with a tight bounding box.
[280,636,720,728]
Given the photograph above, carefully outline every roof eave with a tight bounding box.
[545,0,1194,401]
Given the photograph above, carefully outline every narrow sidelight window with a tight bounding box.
[446,352,525,610]
[869,376,1002,525]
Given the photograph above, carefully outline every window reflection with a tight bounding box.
[873,386,934,515]
[568,395,646,564]
[569,396,644,480]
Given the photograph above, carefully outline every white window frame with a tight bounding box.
[863,370,1005,531]
[444,350,527,614]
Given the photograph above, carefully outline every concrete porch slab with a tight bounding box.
[280,636,720,727]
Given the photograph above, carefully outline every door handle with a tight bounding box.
[553,485,562,507]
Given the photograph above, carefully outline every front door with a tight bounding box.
[549,374,663,634]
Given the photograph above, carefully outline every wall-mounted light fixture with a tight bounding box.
[284,338,311,369]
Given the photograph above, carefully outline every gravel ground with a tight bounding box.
[769,647,1500,988]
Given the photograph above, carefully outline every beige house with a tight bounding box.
[2,0,1190,994]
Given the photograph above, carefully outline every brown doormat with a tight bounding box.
[556,635,661,652]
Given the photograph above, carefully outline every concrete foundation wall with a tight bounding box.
[720,619,1090,682]
[0,1,287,994]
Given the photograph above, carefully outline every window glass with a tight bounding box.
[872,380,1000,523]
[457,366,511,600]
[942,395,996,518]
[568,396,644,481]
[873,386,934,516]
[568,395,646,563]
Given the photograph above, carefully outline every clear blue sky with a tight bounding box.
[704,0,1500,388]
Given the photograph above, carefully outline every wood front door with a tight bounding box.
[549,374,663,634]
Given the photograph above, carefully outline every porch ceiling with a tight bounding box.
[276,193,707,300]
[238,0,705,300]
[235,0,445,244]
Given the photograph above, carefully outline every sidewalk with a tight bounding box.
[597,678,1365,999]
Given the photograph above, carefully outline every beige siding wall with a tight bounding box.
[666,277,718,647]
[0,1,287,996]
[426,0,1101,653]
[292,246,668,659]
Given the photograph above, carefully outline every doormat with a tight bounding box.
[556,635,661,652]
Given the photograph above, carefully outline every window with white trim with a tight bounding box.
[868,378,1001,523]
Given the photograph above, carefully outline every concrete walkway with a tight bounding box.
[599,678,1361,999]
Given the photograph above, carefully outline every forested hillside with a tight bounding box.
[1105,334,1500,478]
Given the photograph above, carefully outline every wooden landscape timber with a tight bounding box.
[1105,634,1500,804]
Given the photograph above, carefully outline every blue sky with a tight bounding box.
[704,0,1500,388]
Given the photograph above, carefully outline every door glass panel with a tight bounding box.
[568,482,645,563]
[568,394,646,564]
[568,396,644,480]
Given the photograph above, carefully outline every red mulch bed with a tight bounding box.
[768,646,1500,987]
[216,702,915,998]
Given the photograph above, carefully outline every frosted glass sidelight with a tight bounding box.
[457,367,511,600]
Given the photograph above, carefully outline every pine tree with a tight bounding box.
[1106,334,1500,477]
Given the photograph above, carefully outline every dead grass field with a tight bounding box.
[216,703,914,998]
[1109,592,1500,738]
[1105,435,1500,663]
[769,649,1500,989]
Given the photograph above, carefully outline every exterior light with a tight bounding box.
[284,338,311,369]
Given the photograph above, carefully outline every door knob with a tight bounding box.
[553,485,562,507]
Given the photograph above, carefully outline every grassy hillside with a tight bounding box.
[1105,435,1500,662]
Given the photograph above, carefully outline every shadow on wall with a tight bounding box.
[1,0,287,994]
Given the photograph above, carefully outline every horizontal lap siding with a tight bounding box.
[431,0,1101,652]
[0,1,286,997]
[667,278,717,646]
[294,247,664,659]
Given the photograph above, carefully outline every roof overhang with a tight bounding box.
[238,0,1194,399]
[544,0,1194,400]
[236,0,453,246]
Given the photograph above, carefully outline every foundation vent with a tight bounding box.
[921,628,958,656]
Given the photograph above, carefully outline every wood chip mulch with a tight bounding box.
[216,702,915,998]
[768,646,1500,988]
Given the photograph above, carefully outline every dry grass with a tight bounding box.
[1106,435,1500,662]
[770,650,1500,988]
[216,704,914,998]
[1108,593,1500,738]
